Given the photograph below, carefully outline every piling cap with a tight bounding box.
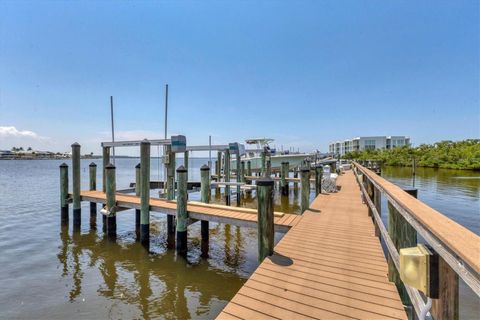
[135,163,141,169]
[200,164,210,171]
[257,177,274,186]
[301,167,310,172]
[71,142,80,147]
[59,162,68,168]
[176,165,187,173]
[89,162,97,167]
[315,164,323,169]
[105,163,116,169]
[141,139,151,145]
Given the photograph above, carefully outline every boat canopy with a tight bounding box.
[245,138,274,145]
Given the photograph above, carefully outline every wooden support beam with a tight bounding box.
[236,152,241,205]
[293,169,298,195]
[184,150,189,171]
[280,162,289,196]
[373,184,381,237]
[257,177,274,262]
[176,165,188,255]
[105,163,116,239]
[102,146,110,232]
[89,162,97,228]
[431,257,459,320]
[135,163,141,240]
[224,149,231,205]
[261,150,266,176]
[200,164,210,258]
[166,144,175,248]
[140,139,151,249]
[315,164,322,196]
[60,163,69,225]
[388,188,418,307]
[300,166,310,213]
[71,142,81,230]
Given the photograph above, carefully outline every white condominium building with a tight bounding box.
[329,136,410,156]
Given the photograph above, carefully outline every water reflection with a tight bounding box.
[58,219,250,319]
[381,166,480,234]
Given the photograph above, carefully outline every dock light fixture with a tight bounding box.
[399,244,439,299]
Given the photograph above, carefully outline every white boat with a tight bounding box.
[231,138,312,170]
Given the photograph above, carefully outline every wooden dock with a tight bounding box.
[217,170,407,320]
[77,191,302,231]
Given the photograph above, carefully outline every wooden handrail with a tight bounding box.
[353,161,480,297]
[352,168,428,319]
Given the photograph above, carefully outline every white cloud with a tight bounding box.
[0,126,39,139]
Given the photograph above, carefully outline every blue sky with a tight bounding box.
[0,0,478,155]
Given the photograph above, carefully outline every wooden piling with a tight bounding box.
[373,185,381,237]
[315,164,322,196]
[388,188,418,306]
[261,150,266,176]
[166,144,176,247]
[300,167,310,213]
[224,149,231,205]
[176,165,188,255]
[432,258,459,320]
[71,143,81,229]
[200,164,210,257]
[184,150,189,171]
[280,162,289,196]
[293,169,298,195]
[266,157,271,177]
[246,160,252,176]
[60,163,69,224]
[257,177,274,262]
[135,163,141,239]
[102,146,110,231]
[236,152,241,205]
[89,162,97,227]
[216,151,222,196]
[140,139,151,249]
[241,161,245,183]
[102,146,110,193]
[105,163,117,239]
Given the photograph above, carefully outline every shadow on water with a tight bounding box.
[55,185,309,319]
[58,222,249,319]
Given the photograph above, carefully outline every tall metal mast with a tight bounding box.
[110,96,115,165]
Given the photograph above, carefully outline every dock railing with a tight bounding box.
[352,161,479,320]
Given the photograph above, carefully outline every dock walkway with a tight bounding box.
[217,171,406,320]
[78,191,302,231]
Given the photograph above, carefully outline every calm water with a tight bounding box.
[0,158,304,319]
[0,161,478,319]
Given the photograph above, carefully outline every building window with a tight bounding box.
[364,139,376,150]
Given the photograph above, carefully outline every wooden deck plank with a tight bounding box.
[77,190,298,230]
[218,171,407,320]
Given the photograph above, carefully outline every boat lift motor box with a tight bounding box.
[171,135,186,153]
[229,143,246,156]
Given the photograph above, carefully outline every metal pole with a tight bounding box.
[163,84,168,193]
[110,96,115,165]
[209,135,212,175]
[164,84,168,139]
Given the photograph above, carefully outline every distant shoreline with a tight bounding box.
[0,156,212,160]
